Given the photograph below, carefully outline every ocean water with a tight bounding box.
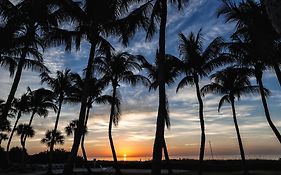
[89,154,281,161]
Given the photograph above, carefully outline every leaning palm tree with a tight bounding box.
[218,0,281,144]
[95,52,149,175]
[16,123,35,168]
[41,130,65,148]
[6,92,32,164]
[0,0,67,123]
[145,0,187,173]
[201,67,269,175]
[176,30,225,175]
[142,51,181,174]
[22,88,57,147]
[45,1,151,173]
[40,69,74,174]
[70,73,113,172]
[227,32,281,143]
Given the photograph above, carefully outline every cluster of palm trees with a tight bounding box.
[0,0,280,175]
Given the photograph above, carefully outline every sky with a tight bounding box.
[1,0,281,160]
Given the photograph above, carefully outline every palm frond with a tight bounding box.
[218,94,230,112]
[176,75,194,92]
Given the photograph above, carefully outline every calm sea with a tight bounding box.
[89,154,281,161]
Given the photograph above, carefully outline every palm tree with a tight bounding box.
[16,123,35,168]
[40,69,74,174]
[201,67,267,175]
[176,30,224,175]
[145,0,187,173]
[217,0,281,86]
[22,88,57,148]
[228,31,281,144]
[95,52,149,175]
[0,0,67,123]
[0,132,8,147]
[6,92,32,164]
[71,74,112,163]
[142,51,181,174]
[69,74,112,173]
[218,0,281,144]
[41,130,65,148]
[65,120,81,137]
[45,1,151,173]
[64,119,92,173]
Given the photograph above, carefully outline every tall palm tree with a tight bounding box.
[0,0,67,123]
[69,74,113,173]
[227,32,281,143]
[16,123,35,168]
[40,69,74,174]
[45,1,151,173]
[6,92,32,164]
[176,30,224,175]
[41,130,64,148]
[95,52,149,175]
[218,0,281,144]
[145,0,187,173]
[201,67,267,175]
[23,88,57,147]
[142,51,181,174]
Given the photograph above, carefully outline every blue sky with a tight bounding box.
[1,0,281,160]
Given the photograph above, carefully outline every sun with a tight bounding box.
[123,153,127,161]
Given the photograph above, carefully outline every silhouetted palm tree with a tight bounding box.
[40,69,74,174]
[201,67,269,175]
[0,132,8,147]
[69,73,112,173]
[218,0,281,144]
[41,130,64,148]
[227,32,281,144]
[95,52,149,175]
[145,0,187,173]
[142,51,181,174]
[45,1,151,173]
[0,0,67,123]
[16,123,35,168]
[6,92,32,164]
[176,30,224,175]
[23,88,57,148]
[217,0,281,86]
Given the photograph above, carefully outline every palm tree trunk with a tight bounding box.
[6,111,21,164]
[81,105,92,173]
[20,134,27,169]
[195,77,205,175]
[63,40,97,175]
[48,96,63,174]
[1,50,27,121]
[230,97,248,175]
[163,138,173,175]
[273,63,281,87]
[256,75,281,143]
[23,109,36,144]
[109,85,122,175]
[152,1,167,175]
